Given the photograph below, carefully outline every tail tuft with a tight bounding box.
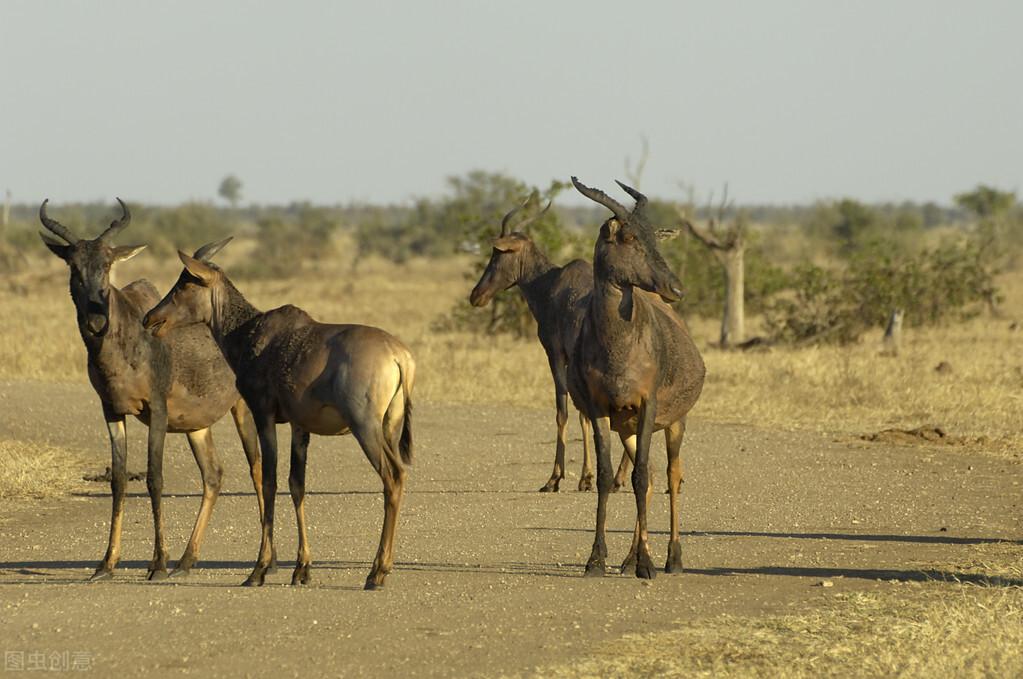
[399,395,413,465]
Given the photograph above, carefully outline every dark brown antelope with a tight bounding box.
[38,200,267,581]
[143,243,415,590]
[469,195,638,492]
[569,178,706,579]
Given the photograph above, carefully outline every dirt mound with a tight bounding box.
[860,426,967,446]
[82,466,147,483]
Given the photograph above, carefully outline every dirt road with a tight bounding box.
[0,381,1020,677]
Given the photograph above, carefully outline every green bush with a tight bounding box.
[432,173,585,338]
[764,236,999,344]
[234,205,339,279]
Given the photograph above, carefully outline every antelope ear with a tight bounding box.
[178,250,218,284]
[601,218,621,242]
[39,233,72,260]
[193,236,233,262]
[492,235,524,253]
[113,244,147,262]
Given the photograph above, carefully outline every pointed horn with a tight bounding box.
[571,177,629,222]
[615,180,648,213]
[38,199,78,244]
[99,198,131,241]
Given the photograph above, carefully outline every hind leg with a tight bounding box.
[612,448,631,492]
[577,413,594,491]
[231,399,276,573]
[665,419,686,573]
[289,425,312,585]
[352,417,406,590]
[171,428,223,576]
[244,414,278,587]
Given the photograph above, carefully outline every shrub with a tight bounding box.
[764,236,999,344]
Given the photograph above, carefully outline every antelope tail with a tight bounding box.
[397,358,413,466]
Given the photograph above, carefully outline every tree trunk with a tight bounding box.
[719,246,745,348]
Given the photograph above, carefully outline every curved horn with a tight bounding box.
[571,177,629,222]
[99,198,131,241]
[500,200,525,236]
[512,200,552,233]
[615,180,647,213]
[38,199,78,244]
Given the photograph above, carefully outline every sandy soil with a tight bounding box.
[0,380,1020,677]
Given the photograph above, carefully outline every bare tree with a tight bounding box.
[623,135,650,190]
[678,185,747,348]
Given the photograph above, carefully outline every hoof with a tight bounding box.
[635,554,657,580]
[88,568,113,582]
[291,565,312,586]
[620,552,637,574]
[577,476,594,492]
[168,567,192,579]
[584,557,606,577]
[665,541,683,574]
[147,568,169,582]
[611,480,624,493]
[242,569,267,587]
[538,482,560,493]
[364,573,386,590]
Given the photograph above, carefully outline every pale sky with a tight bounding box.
[3,1,1021,207]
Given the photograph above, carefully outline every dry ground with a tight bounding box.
[0,245,1021,676]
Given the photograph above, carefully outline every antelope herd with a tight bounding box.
[39,178,704,588]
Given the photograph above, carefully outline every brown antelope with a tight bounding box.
[569,178,705,579]
[143,242,415,590]
[38,200,267,581]
[469,195,636,492]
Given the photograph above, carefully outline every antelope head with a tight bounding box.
[468,192,552,307]
[143,238,232,338]
[571,177,683,303]
[39,199,145,337]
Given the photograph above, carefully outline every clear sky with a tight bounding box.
[3,1,1021,207]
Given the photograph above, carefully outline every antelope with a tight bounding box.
[143,242,415,590]
[38,200,267,581]
[569,178,706,579]
[468,195,636,492]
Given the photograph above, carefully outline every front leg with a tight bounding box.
[289,425,312,585]
[244,414,279,587]
[631,397,657,580]
[230,399,276,572]
[585,414,613,577]
[145,398,170,581]
[93,404,127,581]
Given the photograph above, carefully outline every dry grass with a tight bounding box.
[525,583,1023,679]
[4,238,1022,458]
[2,237,1021,673]
[0,439,87,500]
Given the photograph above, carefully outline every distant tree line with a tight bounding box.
[1,176,1018,346]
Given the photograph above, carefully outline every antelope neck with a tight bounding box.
[592,278,638,333]
[515,249,557,312]
[211,280,261,364]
